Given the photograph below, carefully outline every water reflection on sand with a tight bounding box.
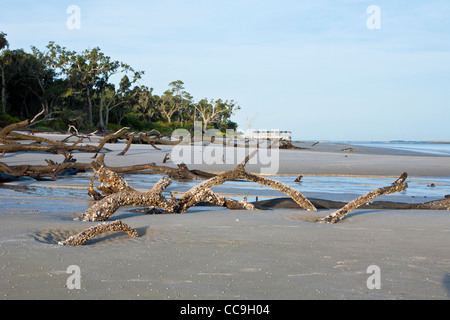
[1,172,449,217]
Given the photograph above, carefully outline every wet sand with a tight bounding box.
[1,134,450,300]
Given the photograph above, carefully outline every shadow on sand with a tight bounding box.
[443,273,450,298]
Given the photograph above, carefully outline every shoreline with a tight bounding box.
[1,133,450,300]
[3,132,450,177]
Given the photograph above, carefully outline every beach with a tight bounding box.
[1,134,450,300]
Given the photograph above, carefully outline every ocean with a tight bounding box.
[347,142,450,156]
[2,170,449,218]
[1,141,450,218]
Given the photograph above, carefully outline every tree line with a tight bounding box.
[0,32,239,133]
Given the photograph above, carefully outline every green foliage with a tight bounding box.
[223,120,238,130]
[122,111,148,131]
[150,120,191,134]
[0,38,241,134]
[106,122,123,131]
[52,107,88,131]
[0,113,21,127]
[0,32,8,51]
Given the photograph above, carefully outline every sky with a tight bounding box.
[1,0,449,141]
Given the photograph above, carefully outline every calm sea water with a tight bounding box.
[1,172,449,217]
[2,141,450,216]
[348,142,450,156]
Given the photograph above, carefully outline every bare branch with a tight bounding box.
[316,173,409,224]
[58,220,138,246]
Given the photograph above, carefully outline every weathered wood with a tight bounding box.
[95,127,129,153]
[178,149,316,212]
[253,195,450,211]
[7,131,63,145]
[76,149,315,221]
[117,132,135,156]
[413,198,450,210]
[279,139,308,150]
[200,188,255,210]
[58,220,138,246]
[0,119,32,138]
[87,172,104,200]
[316,172,408,223]
[177,164,247,212]
[91,162,135,196]
[0,149,217,180]
[0,109,44,138]
[241,171,316,211]
[0,141,103,155]
[76,176,178,222]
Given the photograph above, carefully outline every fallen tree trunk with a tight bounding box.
[0,116,156,158]
[253,196,450,211]
[315,172,409,223]
[76,150,316,222]
[0,142,103,155]
[241,171,316,211]
[0,109,44,138]
[58,220,138,246]
[413,198,450,210]
[279,139,308,150]
[7,131,64,145]
[76,176,180,221]
[0,151,217,180]
[0,113,214,180]
[177,150,315,212]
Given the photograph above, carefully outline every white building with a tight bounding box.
[249,130,292,141]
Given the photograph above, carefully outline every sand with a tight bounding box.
[1,134,450,300]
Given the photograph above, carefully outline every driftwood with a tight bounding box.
[117,132,135,156]
[411,197,450,210]
[4,111,450,247]
[58,220,138,246]
[254,196,450,211]
[0,160,212,181]
[76,151,316,222]
[0,109,44,139]
[279,139,308,150]
[0,114,110,155]
[175,151,316,213]
[0,142,103,155]
[56,167,450,245]
[0,145,217,181]
[0,113,166,159]
[78,178,253,222]
[77,175,177,221]
[315,173,409,223]
[0,111,315,182]
[0,152,86,180]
